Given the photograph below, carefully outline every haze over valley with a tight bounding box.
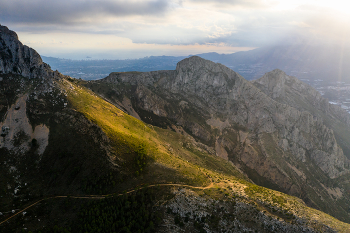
[42,43,350,114]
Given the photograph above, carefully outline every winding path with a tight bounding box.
[0,181,214,226]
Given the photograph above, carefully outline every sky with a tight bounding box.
[1,0,350,59]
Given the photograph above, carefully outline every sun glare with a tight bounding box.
[315,0,350,14]
[276,0,350,15]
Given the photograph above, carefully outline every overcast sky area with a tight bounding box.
[1,0,350,59]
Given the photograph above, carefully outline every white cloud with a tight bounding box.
[2,0,350,58]
[187,0,276,9]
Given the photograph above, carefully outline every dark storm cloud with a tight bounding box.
[0,0,169,25]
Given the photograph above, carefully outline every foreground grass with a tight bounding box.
[63,79,213,187]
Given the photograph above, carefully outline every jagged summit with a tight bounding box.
[0,24,51,79]
[176,55,215,70]
[254,69,316,97]
[0,24,19,40]
[253,68,330,115]
[255,69,288,84]
[253,69,296,99]
[175,55,240,78]
[253,68,350,126]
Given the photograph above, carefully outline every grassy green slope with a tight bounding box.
[2,78,347,232]
[63,78,247,188]
[60,78,350,231]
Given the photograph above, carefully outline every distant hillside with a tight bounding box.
[42,55,187,80]
[199,44,350,81]
[43,43,350,82]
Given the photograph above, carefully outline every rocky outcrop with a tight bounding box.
[253,69,350,127]
[0,25,53,79]
[0,95,49,156]
[160,188,338,233]
[93,56,350,221]
[253,69,350,172]
[99,56,350,179]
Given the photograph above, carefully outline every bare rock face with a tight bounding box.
[93,56,350,221]
[253,69,350,178]
[0,95,49,156]
[0,25,52,79]
[253,69,287,98]
[161,188,337,233]
[253,69,350,126]
[127,57,350,178]
[98,57,350,178]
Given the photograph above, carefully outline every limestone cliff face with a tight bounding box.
[0,25,53,79]
[101,56,350,179]
[0,95,49,156]
[252,69,350,126]
[253,69,350,174]
[94,56,350,219]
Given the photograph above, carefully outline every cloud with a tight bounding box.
[188,0,274,8]
[122,24,208,45]
[289,5,350,45]
[2,0,350,60]
[0,0,169,25]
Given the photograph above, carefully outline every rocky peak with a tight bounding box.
[253,69,289,98]
[92,54,350,220]
[253,68,350,128]
[101,57,350,176]
[0,24,18,40]
[175,56,238,79]
[169,56,243,97]
[253,69,325,104]
[176,56,215,72]
[0,24,51,79]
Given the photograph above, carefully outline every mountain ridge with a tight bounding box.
[1,24,350,232]
[88,55,350,222]
[41,43,350,83]
[99,56,350,175]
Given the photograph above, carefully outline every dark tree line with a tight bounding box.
[32,188,162,233]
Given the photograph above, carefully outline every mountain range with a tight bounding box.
[1,24,350,232]
[42,43,350,82]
